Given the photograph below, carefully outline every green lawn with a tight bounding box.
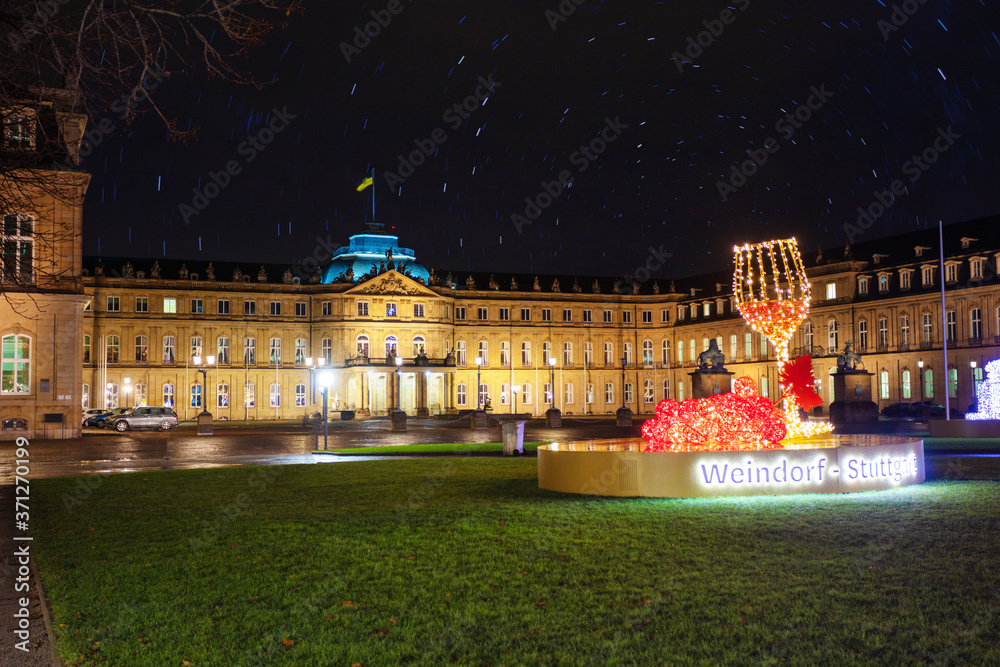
[35,461,1000,666]
[923,437,1000,452]
[321,441,546,455]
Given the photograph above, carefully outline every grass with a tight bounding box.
[321,441,546,455]
[923,437,1000,453]
[35,461,1000,666]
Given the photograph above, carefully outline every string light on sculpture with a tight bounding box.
[966,359,1000,421]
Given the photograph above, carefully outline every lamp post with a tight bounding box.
[545,356,561,428]
[616,355,633,427]
[395,355,404,411]
[318,370,332,449]
[305,357,325,405]
[192,355,216,416]
[918,358,929,420]
[123,377,131,408]
[512,384,520,415]
[475,356,483,409]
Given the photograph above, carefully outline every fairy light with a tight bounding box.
[967,359,1000,421]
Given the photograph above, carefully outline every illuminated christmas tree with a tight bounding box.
[966,359,1000,421]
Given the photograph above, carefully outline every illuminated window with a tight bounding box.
[269,338,281,365]
[163,336,177,364]
[825,282,836,300]
[457,384,467,406]
[521,341,531,367]
[880,371,889,399]
[0,334,31,394]
[163,383,175,407]
[296,384,306,407]
[902,370,912,399]
[270,383,281,407]
[924,369,934,398]
[1,213,34,282]
[414,336,426,357]
[190,384,202,408]
[218,383,230,408]
[948,368,958,398]
[106,335,120,364]
[243,337,255,365]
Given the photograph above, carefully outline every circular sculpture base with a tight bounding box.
[538,435,924,498]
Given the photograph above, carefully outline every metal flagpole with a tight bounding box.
[940,220,950,420]
[371,168,376,221]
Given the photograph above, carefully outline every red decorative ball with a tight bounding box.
[733,376,756,398]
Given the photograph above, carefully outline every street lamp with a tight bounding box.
[620,356,628,409]
[549,356,557,406]
[192,354,216,416]
[512,384,520,415]
[318,370,333,449]
[305,357,325,405]
[123,377,131,408]
[475,356,483,409]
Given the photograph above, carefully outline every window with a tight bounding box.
[900,315,910,346]
[356,335,370,358]
[270,301,282,316]
[163,383,175,408]
[106,335,120,364]
[413,336,426,356]
[82,384,90,409]
[296,384,306,407]
[163,336,176,364]
[605,382,614,404]
[521,308,531,322]
[1,213,33,281]
[948,368,958,399]
[218,383,230,407]
[383,302,397,317]
[678,340,685,365]
[295,339,306,366]
[604,342,613,366]
[243,300,255,316]
[663,379,670,400]
[478,341,489,366]
[922,313,933,343]
[456,307,466,321]
[803,322,813,350]
[603,310,612,323]
[456,341,466,366]
[479,383,488,408]
[971,308,983,340]
[744,333,752,358]
[0,334,31,394]
[880,371,890,400]
[542,341,552,365]
[643,379,654,404]
[583,310,592,323]
[83,335,91,364]
[825,282,836,300]
[500,341,510,367]
[498,307,509,321]
[974,367,985,394]
[563,309,573,323]
[879,275,889,292]
[104,382,119,408]
[642,340,653,366]
[522,383,532,404]
[858,278,869,296]
[678,380,685,401]
[688,339,695,363]
[542,309,552,322]
[191,384,203,408]
[3,109,35,150]
[585,342,594,366]
[642,310,652,324]
[500,383,510,405]
[760,376,769,398]
[478,307,488,321]
[270,383,281,407]
[218,299,230,315]
[358,301,369,316]
[564,383,574,404]
[322,338,332,364]
[946,311,956,343]
[245,383,255,408]
[878,318,888,348]
[190,336,203,359]
[191,299,204,314]
[322,301,332,316]
[625,383,634,404]
[971,260,983,280]
[544,382,553,404]
[661,310,669,324]
[624,342,633,365]
[136,297,148,313]
[385,335,398,357]
[924,369,934,399]
[900,271,911,289]
[729,335,737,361]
[858,321,868,350]
[622,310,632,324]
[217,337,230,365]
[828,320,839,351]
[922,266,934,286]
[760,334,768,357]
[414,303,425,318]
[296,302,307,317]
[243,337,256,365]
[563,341,573,366]
[107,296,120,312]
[135,335,148,363]
[946,264,957,282]
[457,384,467,406]
[902,370,912,399]
[677,308,685,322]
[660,340,670,366]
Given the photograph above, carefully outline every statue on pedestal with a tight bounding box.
[836,343,864,372]
[696,339,726,371]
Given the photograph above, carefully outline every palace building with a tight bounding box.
[3,101,1000,439]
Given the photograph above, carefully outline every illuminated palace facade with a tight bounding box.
[70,219,1000,425]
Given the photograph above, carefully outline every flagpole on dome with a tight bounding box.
[356,170,376,226]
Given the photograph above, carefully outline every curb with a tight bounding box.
[30,558,62,667]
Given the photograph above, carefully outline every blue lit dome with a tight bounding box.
[322,230,430,284]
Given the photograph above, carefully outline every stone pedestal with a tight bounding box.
[616,407,633,427]
[390,409,407,432]
[689,370,734,399]
[500,420,527,456]
[416,407,430,417]
[197,413,214,436]
[471,409,488,429]
[546,408,562,428]
[829,371,879,424]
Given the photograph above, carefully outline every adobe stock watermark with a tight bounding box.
[877,0,931,40]
[715,84,833,202]
[178,106,296,223]
[617,245,673,293]
[339,0,411,63]
[545,0,585,31]
[843,126,961,243]
[672,0,751,73]
[6,0,71,52]
[383,75,500,190]
[511,115,629,233]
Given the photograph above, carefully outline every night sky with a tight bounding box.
[82,1,1000,280]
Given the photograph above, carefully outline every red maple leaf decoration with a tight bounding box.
[779,354,823,411]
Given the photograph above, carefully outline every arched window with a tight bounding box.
[134,383,147,407]
[295,339,307,365]
[295,384,306,407]
[688,339,695,363]
[82,384,90,409]
[827,320,838,351]
[269,337,281,365]
[900,315,910,346]
[1,333,31,394]
[923,369,934,399]
[521,341,532,367]
[190,384,202,408]
[217,337,230,365]
[218,383,230,407]
[642,340,653,366]
[163,383,175,407]
[322,338,332,364]
[106,381,119,408]
[270,383,281,407]
[242,337,254,365]
[135,335,148,363]
[413,336,426,356]
[661,340,670,366]
[357,335,370,357]
[500,341,510,367]
[677,340,685,365]
[456,341,466,366]
[902,370,912,399]
[643,379,654,403]
[563,341,572,366]
[190,336,203,358]
[879,371,889,400]
[106,335,120,364]
[385,335,398,357]
[759,376,769,398]
[803,321,813,349]
[501,383,510,405]
[663,378,670,400]
[948,368,958,398]
[858,321,868,350]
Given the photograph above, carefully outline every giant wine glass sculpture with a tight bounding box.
[733,238,832,439]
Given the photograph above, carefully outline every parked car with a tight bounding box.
[109,406,179,432]
[911,401,962,419]
[85,408,131,428]
[82,409,108,426]
[880,402,914,419]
